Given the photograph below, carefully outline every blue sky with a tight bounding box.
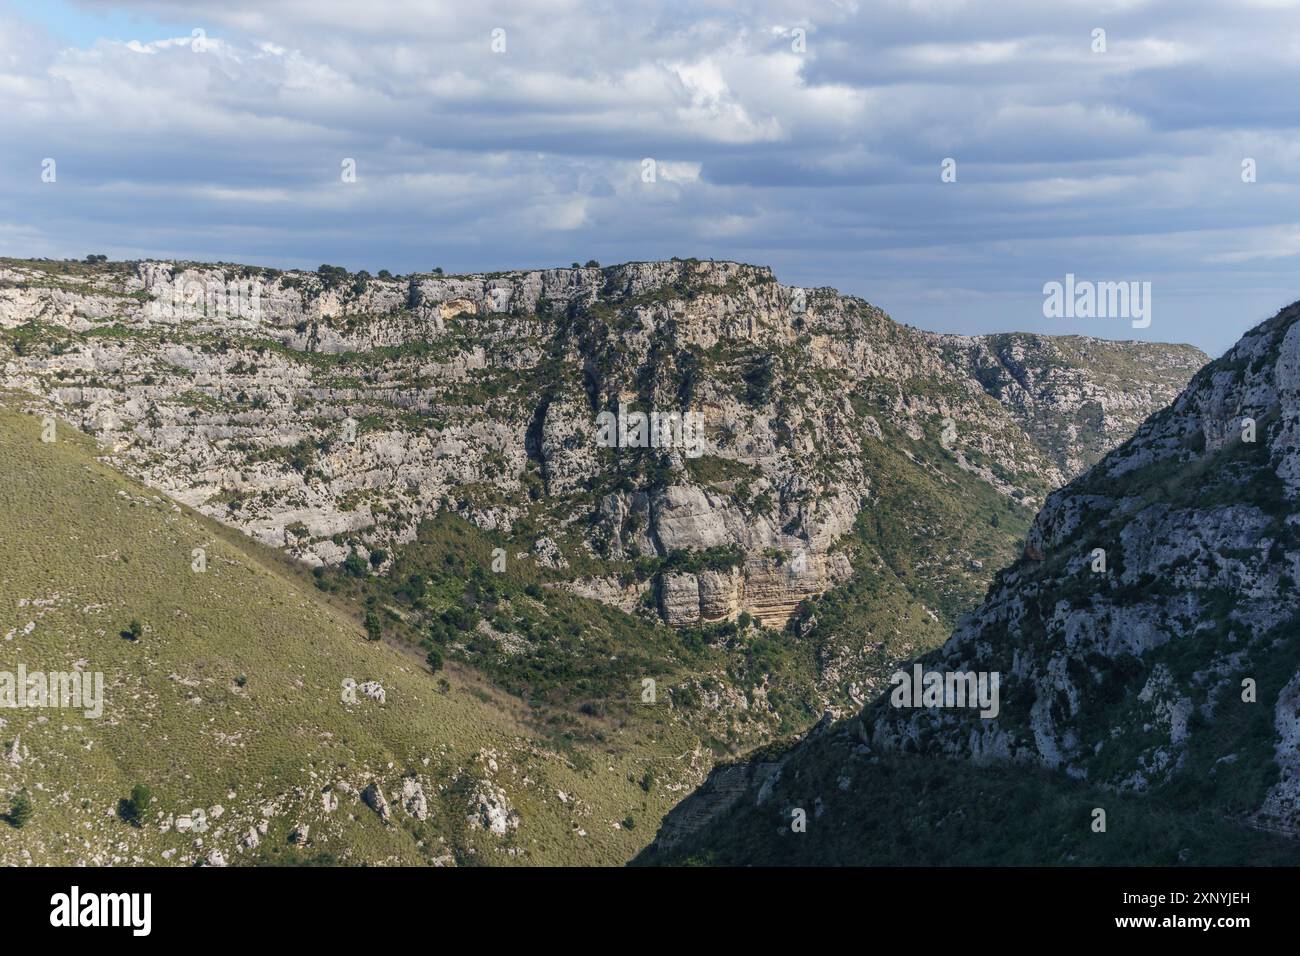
[4,0,1300,356]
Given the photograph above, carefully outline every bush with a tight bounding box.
[343,551,368,578]
[363,610,383,641]
[123,619,143,641]
[369,549,389,569]
[7,792,32,828]
[316,264,349,290]
[426,648,444,673]
[120,784,152,827]
[441,606,477,632]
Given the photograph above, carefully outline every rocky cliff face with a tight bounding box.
[861,299,1300,830]
[0,256,1204,635]
[639,301,1300,866]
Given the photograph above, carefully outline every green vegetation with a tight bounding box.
[119,784,152,828]
[640,736,1300,867]
[5,793,33,829]
[0,397,702,866]
[302,511,819,744]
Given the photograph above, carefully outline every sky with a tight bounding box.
[3,0,1300,356]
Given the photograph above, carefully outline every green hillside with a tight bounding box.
[0,394,699,866]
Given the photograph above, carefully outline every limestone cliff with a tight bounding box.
[0,257,1204,633]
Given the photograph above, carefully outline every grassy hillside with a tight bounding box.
[0,394,703,866]
[0,387,1040,867]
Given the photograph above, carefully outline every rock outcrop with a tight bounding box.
[0,257,1204,629]
[861,299,1300,829]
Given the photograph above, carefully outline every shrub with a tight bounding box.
[426,648,444,673]
[7,792,32,828]
[369,549,389,569]
[343,551,368,578]
[363,610,383,641]
[120,784,152,827]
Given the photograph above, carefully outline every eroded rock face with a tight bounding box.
[361,782,391,822]
[0,258,1203,629]
[864,300,1300,830]
[401,779,429,821]
[467,780,520,836]
[656,554,849,628]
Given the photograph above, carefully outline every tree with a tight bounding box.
[426,647,444,673]
[7,792,32,828]
[343,551,368,578]
[121,784,152,827]
[368,548,388,569]
[584,259,600,268]
[363,610,383,641]
[316,264,349,291]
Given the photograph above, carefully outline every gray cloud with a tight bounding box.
[5,0,1300,354]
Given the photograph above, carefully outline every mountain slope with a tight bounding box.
[0,395,707,866]
[0,256,1206,716]
[641,298,1300,865]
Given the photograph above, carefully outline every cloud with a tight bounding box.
[2,0,1299,355]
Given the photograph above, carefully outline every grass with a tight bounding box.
[0,395,704,866]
